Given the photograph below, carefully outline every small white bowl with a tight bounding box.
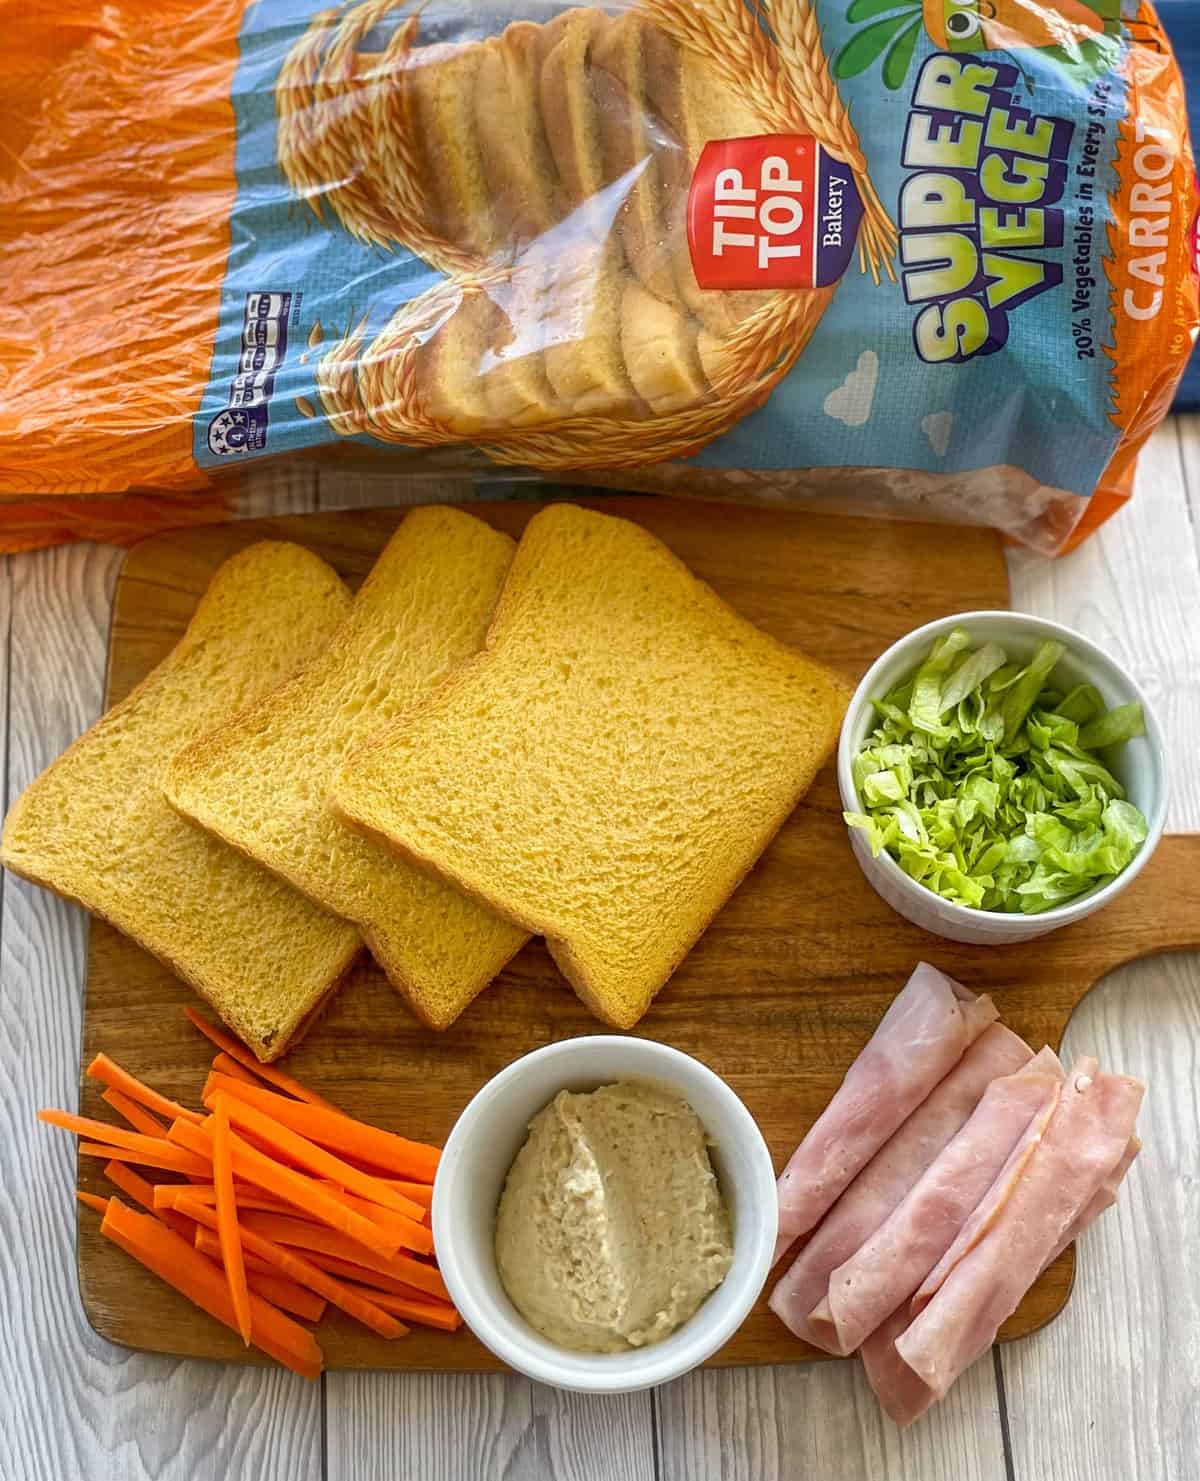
[431,1036,777,1394]
[838,610,1168,945]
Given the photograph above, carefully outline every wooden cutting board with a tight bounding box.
[76,497,1200,1372]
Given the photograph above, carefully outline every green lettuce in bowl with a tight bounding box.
[844,628,1150,915]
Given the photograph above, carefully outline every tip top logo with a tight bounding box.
[687,135,864,291]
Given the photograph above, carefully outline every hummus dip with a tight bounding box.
[494,1081,733,1353]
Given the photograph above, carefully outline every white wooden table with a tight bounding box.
[2,422,1197,1481]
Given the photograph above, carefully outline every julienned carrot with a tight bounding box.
[205,1090,425,1223]
[212,1052,262,1087]
[376,1180,434,1212]
[78,1141,210,1176]
[193,1228,327,1323]
[103,1160,194,1239]
[76,1191,108,1214]
[213,1098,252,1347]
[158,1184,296,1216]
[203,1072,439,1182]
[303,1252,447,1302]
[342,1285,462,1332]
[241,1271,326,1325]
[318,1177,431,1225]
[194,1226,312,1285]
[99,1197,323,1379]
[101,1088,169,1138]
[173,1194,407,1340]
[87,1053,203,1125]
[40,1110,209,1175]
[182,1008,336,1108]
[168,1118,402,1261]
[195,1225,265,1270]
[238,1213,451,1303]
[317,1184,434,1257]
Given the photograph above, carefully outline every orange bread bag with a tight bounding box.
[1,0,1196,553]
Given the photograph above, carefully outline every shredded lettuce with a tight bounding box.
[846,632,1149,914]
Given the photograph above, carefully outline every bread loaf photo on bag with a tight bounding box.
[279,0,892,468]
[1,543,360,1060]
[331,503,852,1030]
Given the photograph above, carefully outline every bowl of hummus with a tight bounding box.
[432,1037,778,1393]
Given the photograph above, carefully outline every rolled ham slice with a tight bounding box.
[862,1132,1143,1429]
[773,964,998,1253]
[768,1022,1030,1344]
[892,1059,1144,1409]
[1043,1135,1140,1269]
[808,1049,1065,1356]
[860,1308,933,1427]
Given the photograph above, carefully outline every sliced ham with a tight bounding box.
[808,1049,1064,1356]
[768,1021,1030,1343]
[892,1059,1144,1407]
[860,1308,933,1427]
[1043,1135,1140,1269]
[862,1068,1143,1427]
[773,964,998,1252]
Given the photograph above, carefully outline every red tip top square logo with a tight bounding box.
[687,135,862,291]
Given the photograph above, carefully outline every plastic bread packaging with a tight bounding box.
[0,0,1196,554]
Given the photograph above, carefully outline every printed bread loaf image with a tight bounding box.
[276,0,895,470]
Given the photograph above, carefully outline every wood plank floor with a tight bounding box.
[2,419,1196,1480]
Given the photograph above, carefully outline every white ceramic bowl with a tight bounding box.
[431,1036,777,1394]
[838,610,1168,945]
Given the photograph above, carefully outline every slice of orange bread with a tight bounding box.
[164,508,528,1031]
[1,543,358,1060]
[332,504,851,1030]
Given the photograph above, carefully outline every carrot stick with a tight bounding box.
[76,1191,108,1214]
[203,1071,268,1107]
[239,1213,450,1302]
[204,1072,439,1182]
[193,1229,327,1323]
[41,1107,177,1150]
[303,1252,446,1301]
[342,1285,462,1332]
[183,1008,336,1107]
[205,1090,425,1223]
[316,1183,434,1257]
[100,1197,323,1379]
[248,1273,325,1324]
[375,1180,434,1212]
[194,1226,267,1274]
[158,1184,296,1216]
[242,1272,326,1325]
[78,1141,210,1176]
[196,1226,271,1274]
[212,1052,262,1087]
[86,1053,204,1125]
[213,1098,252,1347]
[101,1089,169,1138]
[103,1161,194,1239]
[173,1194,407,1340]
[40,1109,210,1175]
[168,1118,401,1260]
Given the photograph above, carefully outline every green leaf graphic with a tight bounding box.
[847,0,919,23]
[882,16,922,90]
[833,10,919,80]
